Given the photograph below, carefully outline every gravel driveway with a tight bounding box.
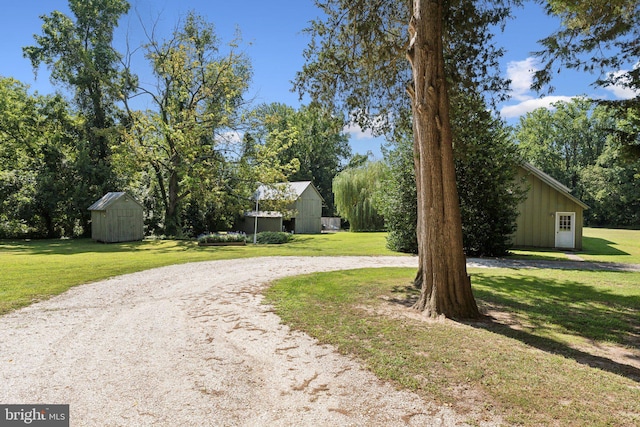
[1,256,501,426]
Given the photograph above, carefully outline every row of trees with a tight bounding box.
[0,0,352,239]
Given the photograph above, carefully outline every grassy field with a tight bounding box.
[581,227,640,264]
[265,267,640,426]
[0,232,397,314]
[2,227,639,315]
[510,227,640,263]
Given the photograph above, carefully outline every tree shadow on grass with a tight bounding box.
[582,236,629,256]
[471,315,640,382]
[389,273,640,382]
[0,238,204,255]
[470,272,640,382]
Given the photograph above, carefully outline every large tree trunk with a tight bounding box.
[165,170,181,236]
[407,0,480,319]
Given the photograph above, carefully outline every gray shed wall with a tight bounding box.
[241,216,283,234]
[292,186,322,234]
[91,197,144,243]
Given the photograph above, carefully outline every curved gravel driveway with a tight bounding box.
[0,256,495,426]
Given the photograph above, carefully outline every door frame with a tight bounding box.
[555,212,576,249]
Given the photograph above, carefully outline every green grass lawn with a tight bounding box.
[0,232,397,314]
[509,227,640,263]
[580,227,640,264]
[265,267,640,426]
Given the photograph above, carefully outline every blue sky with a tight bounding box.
[1,1,637,158]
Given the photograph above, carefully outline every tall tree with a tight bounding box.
[23,0,131,233]
[248,102,351,215]
[0,78,79,238]
[120,12,252,236]
[333,161,387,231]
[296,0,510,318]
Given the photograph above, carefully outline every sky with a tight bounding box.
[1,1,637,159]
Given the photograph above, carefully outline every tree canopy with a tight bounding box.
[0,77,79,238]
[246,102,351,215]
[23,0,131,233]
[118,12,253,236]
[534,0,639,99]
[515,98,640,227]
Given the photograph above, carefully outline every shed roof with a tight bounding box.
[521,162,589,209]
[256,181,324,202]
[88,192,143,211]
[244,210,283,218]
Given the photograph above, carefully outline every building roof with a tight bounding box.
[244,210,283,218]
[521,162,589,209]
[88,192,143,211]
[255,181,324,202]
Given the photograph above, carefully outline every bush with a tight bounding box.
[197,232,246,244]
[254,231,293,244]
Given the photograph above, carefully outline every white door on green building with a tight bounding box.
[555,212,576,249]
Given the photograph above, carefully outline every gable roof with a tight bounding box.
[520,162,589,209]
[256,181,324,202]
[88,192,143,211]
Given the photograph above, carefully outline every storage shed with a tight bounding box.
[283,181,324,234]
[512,163,589,250]
[242,211,283,234]
[241,181,324,234]
[88,192,144,243]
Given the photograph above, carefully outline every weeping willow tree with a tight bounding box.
[332,161,387,231]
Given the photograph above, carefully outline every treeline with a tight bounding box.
[515,98,640,228]
[0,1,350,239]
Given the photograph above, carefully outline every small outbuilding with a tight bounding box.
[512,163,589,250]
[88,192,144,243]
[283,181,324,234]
[241,181,324,234]
[242,211,283,235]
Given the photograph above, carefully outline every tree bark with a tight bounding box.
[165,169,180,236]
[407,0,480,319]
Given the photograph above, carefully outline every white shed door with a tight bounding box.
[555,212,576,249]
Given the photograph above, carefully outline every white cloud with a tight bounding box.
[605,84,638,99]
[501,58,583,119]
[500,96,579,119]
[343,122,376,140]
[506,57,539,101]
[603,65,640,99]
